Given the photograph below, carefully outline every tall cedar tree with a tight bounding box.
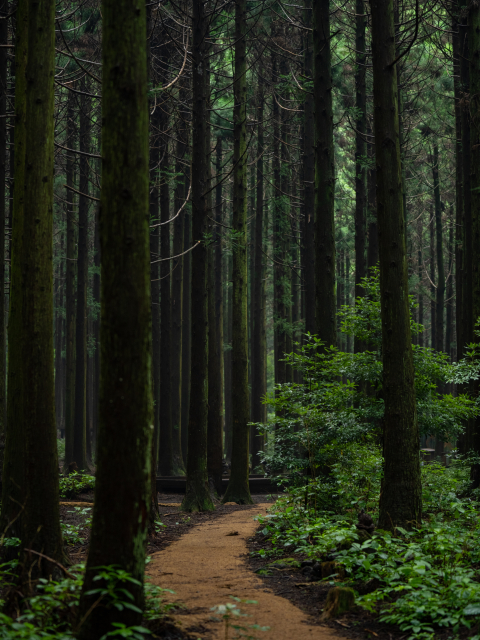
[64,90,76,467]
[313,0,336,346]
[303,0,315,335]
[470,0,480,470]
[223,0,253,505]
[76,0,153,634]
[0,0,6,459]
[354,0,366,353]
[1,0,64,576]
[73,82,90,470]
[371,0,422,529]
[182,0,215,512]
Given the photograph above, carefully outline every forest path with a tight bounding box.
[146,504,340,640]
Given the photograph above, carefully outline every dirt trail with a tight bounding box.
[146,504,340,640]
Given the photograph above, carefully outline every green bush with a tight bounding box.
[59,473,95,499]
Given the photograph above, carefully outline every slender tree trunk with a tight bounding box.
[252,86,266,469]
[1,0,64,575]
[367,134,378,269]
[182,0,214,512]
[158,105,174,476]
[207,129,223,497]
[181,186,191,463]
[433,145,444,353]
[430,212,436,350]
[418,220,424,347]
[303,0,315,335]
[55,233,65,436]
[313,0,336,346]
[371,0,422,530]
[92,208,100,454]
[224,247,233,460]
[453,15,464,361]
[354,0,366,353]
[64,91,76,467]
[0,0,7,464]
[171,85,188,475]
[214,138,225,465]
[446,219,454,359]
[73,81,90,471]
[223,0,252,505]
[149,105,160,514]
[76,0,152,632]
[470,0,480,468]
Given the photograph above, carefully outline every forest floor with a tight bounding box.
[146,500,341,640]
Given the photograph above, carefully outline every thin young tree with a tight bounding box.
[313,0,336,346]
[76,0,153,634]
[223,0,253,505]
[371,0,422,529]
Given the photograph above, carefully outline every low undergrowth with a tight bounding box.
[0,549,176,639]
[254,448,480,639]
[59,472,95,499]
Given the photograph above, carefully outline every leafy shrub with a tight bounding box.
[59,473,95,499]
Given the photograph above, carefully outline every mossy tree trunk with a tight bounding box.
[371,0,422,530]
[313,0,336,347]
[76,0,153,633]
[223,0,253,506]
[1,0,64,577]
[182,0,214,512]
[303,0,315,335]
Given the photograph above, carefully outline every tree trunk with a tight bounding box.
[214,138,225,465]
[207,130,223,497]
[149,103,160,515]
[64,91,76,466]
[251,87,266,466]
[313,0,336,347]
[76,0,153,633]
[430,211,436,349]
[171,84,188,476]
[303,0,315,335]
[354,0,366,353]
[367,134,378,270]
[158,103,174,476]
[417,219,424,348]
[223,0,252,505]
[446,219,454,359]
[371,0,422,530]
[1,0,64,576]
[0,0,7,463]
[433,145,444,353]
[181,0,214,512]
[181,190,191,463]
[73,80,90,471]
[92,207,100,454]
[453,15,463,361]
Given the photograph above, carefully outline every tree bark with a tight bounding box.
[0,0,7,462]
[354,0,367,353]
[171,84,188,476]
[76,0,152,632]
[430,211,436,349]
[64,91,76,467]
[182,0,214,512]
[453,14,463,361]
[251,87,266,469]
[1,0,64,576]
[313,0,336,346]
[73,79,90,470]
[433,145,444,353]
[207,131,223,497]
[223,0,252,505]
[303,0,315,335]
[158,103,174,476]
[371,0,422,530]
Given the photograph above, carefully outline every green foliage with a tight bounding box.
[254,271,477,481]
[61,507,92,546]
[210,597,269,640]
[0,560,175,640]
[58,473,95,499]
[254,455,480,638]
